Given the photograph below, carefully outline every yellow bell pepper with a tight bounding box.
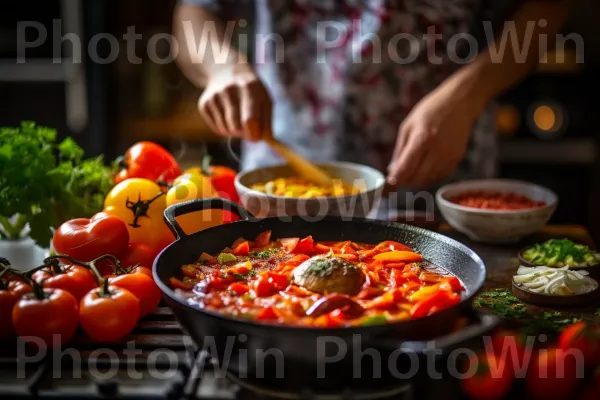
[409,284,440,302]
[104,178,174,251]
[165,172,224,235]
[373,251,424,263]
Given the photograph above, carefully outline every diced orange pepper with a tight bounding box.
[374,251,423,263]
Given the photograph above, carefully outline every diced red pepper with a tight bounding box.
[440,276,464,292]
[312,243,331,254]
[253,230,272,248]
[232,241,250,256]
[376,240,413,252]
[340,243,358,255]
[385,262,406,269]
[389,268,407,288]
[410,291,460,318]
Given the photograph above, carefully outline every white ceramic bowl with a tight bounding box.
[436,179,558,243]
[235,161,385,218]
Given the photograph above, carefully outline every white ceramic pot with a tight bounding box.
[0,238,46,272]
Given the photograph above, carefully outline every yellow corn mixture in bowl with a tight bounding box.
[250,177,362,198]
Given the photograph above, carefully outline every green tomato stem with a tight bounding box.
[44,254,120,284]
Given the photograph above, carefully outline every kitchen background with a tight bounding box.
[1,0,599,239]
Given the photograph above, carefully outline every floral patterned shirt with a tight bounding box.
[183,0,497,184]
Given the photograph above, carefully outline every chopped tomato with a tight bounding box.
[232,237,247,248]
[228,282,249,295]
[252,277,278,297]
[170,277,195,290]
[340,243,358,255]
[198,252,217,265]
[256,306,278,321]
[182,265,202,279]
[285,254,311,266]
[280,238,300,252]
[232,241,250,256]
[254,230,272,248]
[265,272,288,289]
[374,251,423,263]
[294,236,314,253]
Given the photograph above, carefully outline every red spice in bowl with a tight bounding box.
[448,191,546,210]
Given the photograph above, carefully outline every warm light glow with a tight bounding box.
[533,105,557,132]
[496,105,520,135]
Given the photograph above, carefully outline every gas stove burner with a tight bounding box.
[226,372,412,400]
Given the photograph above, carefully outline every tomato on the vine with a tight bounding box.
[32,263,97,302]
[0,269,19,339]
[461,351,514,400]
[53,212,130,261]
[108,272,161,316]
[558,321,600,368]
[526,348,579,400]
[79,283,140,342]
[114,141,181,185]
[119,243,157,270]
[12,288,79,348]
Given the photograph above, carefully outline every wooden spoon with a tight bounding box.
[264,135,333,187]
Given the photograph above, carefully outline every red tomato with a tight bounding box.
[558,321,600,368]
[130,266,153,278]
[265,272,288,289]
[12,289,79,348]
[119,243,157,271]
[461,351,514,400]
[581,368,600,400]
[280,238,300,253]
[232,241,250,256]
[79,285,140,342]
[209,165,239,204]
[32,264,98,302]
[254,231,272,248]
[0,289,19,339]
[311,243,331,254]
[115,141,182,185]
[108,273,161,316]
[8,280,32,297]
[53,213,130,261]
[489,329,529,375]
[527,348,580,400]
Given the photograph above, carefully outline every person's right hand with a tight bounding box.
[198,65,272,141]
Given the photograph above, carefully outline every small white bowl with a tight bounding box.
[436,179,558,244]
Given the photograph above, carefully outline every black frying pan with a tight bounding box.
[153,199,497,392]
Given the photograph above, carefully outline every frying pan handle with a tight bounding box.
[387,312,500,354]
[163,198,254,239]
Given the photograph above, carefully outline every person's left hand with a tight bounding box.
[386,81,486,188]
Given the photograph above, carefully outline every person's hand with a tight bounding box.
[387,81,486,188]
[198,65,272,141]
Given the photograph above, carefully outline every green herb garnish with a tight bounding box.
[250,249,277,259]
[217,253,237,264]
[233,269,257,280]
[0,121,114,246]
[474,289,583,335]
